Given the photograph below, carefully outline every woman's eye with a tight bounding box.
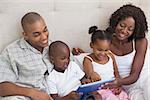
[128,28,134,32]
[120,23,125,27]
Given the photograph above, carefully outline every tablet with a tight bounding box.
[76,79,114,94]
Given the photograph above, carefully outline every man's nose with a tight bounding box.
[41,32,48,40]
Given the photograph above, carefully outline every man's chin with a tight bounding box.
[41,43,48,47]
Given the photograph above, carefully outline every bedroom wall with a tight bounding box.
[0,0,149,52]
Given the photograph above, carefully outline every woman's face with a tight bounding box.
[115,17,135,41]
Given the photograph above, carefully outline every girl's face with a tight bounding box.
[92,39,111,61]
[115,17,135,41]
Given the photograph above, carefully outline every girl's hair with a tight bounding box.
[89,26,112,43]
[106,4,148,41]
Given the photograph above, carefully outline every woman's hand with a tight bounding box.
[72,48,85,55]
[102,78,121,89]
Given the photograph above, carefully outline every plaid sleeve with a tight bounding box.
[0,49,18,83]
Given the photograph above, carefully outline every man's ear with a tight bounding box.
[22,32,28,40]
[49,56,54,64]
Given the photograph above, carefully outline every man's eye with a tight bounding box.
[61,57,66,60]
[44,28,48,32]
[33,34,40,37]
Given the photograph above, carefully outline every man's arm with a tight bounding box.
[0,82,52,100]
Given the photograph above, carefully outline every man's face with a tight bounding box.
[23,19,49,52]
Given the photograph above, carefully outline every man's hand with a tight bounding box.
[72,48,85,55]
[29,89,53,100]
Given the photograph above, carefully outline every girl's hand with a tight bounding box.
[81,78,91,84]
[90,72,101,82]
[72,48,85,55]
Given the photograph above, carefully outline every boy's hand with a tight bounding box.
[90,72,101,82]
[72,48,85,55]
[68,91,80,100]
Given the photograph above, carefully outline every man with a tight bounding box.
[0,12,53,100]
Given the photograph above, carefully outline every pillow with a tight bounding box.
[73,53,90,70]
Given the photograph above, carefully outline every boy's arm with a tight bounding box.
[51,91,79,100]
[0,82,52,100]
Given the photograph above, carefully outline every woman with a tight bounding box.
[73,4,149,100]
[105,4,149,100]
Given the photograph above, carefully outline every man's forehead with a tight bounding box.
[24,20,46,33]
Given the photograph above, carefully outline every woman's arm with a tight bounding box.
[119,38,148,85]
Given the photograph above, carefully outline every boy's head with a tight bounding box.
[89,26,112,60]
[21,12,49,52]
[49,41,70,72]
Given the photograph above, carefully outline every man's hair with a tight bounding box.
[21,12,43,32]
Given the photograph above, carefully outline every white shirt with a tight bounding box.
[46,61,85,97]
[85,55,115,81]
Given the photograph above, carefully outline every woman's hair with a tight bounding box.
[89,26,112,43]
[106,4,148,41]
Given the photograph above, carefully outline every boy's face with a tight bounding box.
[51,47,70,72]
[91,39,110,61]
[23,19,49,52]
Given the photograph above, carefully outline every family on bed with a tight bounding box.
[0,4,149,100]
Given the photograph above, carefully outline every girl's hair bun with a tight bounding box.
[89,26,98,34]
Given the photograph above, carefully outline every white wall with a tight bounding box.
[0,0,149,52]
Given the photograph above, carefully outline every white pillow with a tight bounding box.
[73,53,90,70]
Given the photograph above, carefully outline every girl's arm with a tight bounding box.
[107,51,120,79]
[83,57,101,82]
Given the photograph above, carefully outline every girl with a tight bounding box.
[83,26,129,100]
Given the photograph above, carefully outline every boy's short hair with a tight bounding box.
[49,41,69,56]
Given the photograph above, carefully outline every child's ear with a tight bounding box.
[49,56,54,64]
[90,42,94,48]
